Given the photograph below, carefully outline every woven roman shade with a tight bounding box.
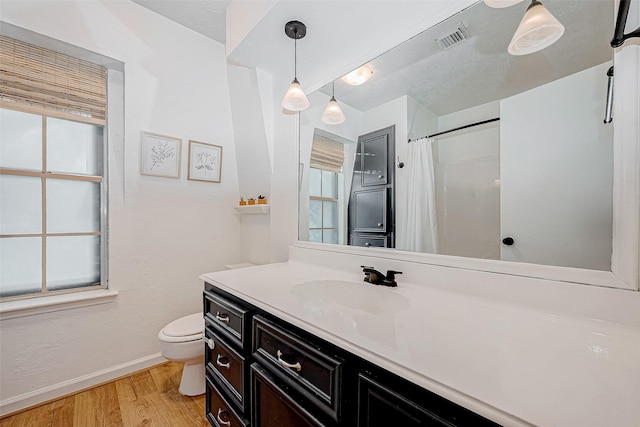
[310,135,344,173]
[0,35,106,125]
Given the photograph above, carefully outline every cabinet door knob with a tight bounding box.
[206,338,215,350]
[215,312,230,323]
[378,175,384,179]
[277,350,302,372]
[377,222,383,227]
[216,408,231,426]
[216,354,230,369]
[364,242,371,247]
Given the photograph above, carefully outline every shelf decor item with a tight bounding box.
[248,198,256,205]
[258,195,267,204]
[239,197,247,206]
[140,131,182,178]
[187,140,222,182]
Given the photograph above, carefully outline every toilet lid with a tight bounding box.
[163,313,203,337]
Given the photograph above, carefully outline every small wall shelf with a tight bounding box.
[234,204,270,214]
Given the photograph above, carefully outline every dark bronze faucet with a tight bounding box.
[360,266,403,287]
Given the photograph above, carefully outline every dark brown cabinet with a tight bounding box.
[349,126,396,248]
[203,282,501,427]
[251,364,326,427]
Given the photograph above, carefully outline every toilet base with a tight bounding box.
[179,360,205,396]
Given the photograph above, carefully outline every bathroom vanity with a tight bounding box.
[202,281,498,426]
[201,246,640,427]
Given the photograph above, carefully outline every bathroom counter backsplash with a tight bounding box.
[200,258,640,427]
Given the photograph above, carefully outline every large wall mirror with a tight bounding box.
[298,0,639,291]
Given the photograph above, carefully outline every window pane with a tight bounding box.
[309,168,321,197]
[47,117,104,176]
[47,235,100,291]
[323,229,338,244]
[323,201,337,228]
[47,179,100,233]
[0,174,42,234]
[309,230,322,243]
[0,109,42,171]
[0,237,42,297]
[321,170,338,199]
[309,200,322,229]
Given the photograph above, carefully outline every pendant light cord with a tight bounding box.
[294,31,297,78]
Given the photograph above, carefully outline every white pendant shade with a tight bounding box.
[484,0,524,8]
[508,1,564,56]
[321,97,346,125]
[281,78,310,111]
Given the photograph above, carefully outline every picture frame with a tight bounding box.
[188,140,222,183]
[140,131,182,178]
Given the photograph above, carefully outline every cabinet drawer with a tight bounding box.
[206,376,249,427]
[252,315,343,422]
[204,289,250,350]
[205,324,248,414]
[251,364,326,427]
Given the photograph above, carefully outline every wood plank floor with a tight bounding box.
[0,362,208,427]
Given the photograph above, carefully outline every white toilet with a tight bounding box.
[158,312,205,396]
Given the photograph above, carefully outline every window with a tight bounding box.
[309,168,339,244]
[0,35,107,300]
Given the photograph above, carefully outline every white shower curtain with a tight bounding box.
[400,137,438,253]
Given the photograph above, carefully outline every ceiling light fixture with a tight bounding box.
[341,65,373,86]
[508,0,565,56]
[321,82,346,125]
[281,20,309,111]
[484,0,524,8]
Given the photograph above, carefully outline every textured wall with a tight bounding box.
[0,0,241,404]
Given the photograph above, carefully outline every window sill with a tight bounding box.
[0,289,118,320]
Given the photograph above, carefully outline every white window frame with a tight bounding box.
[0,24,122,318]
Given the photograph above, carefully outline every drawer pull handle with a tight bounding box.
[207,338,215,350]
[216,408,231,426]
[277,350,301,372]
[216,354,230,369]
[215,312,230,323]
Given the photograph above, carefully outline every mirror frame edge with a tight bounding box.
[294,1,640,292]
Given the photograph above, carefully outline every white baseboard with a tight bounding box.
[0,353,166,417]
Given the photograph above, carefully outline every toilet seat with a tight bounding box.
[158,312,204,343]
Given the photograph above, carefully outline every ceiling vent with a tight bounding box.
[435,23,470,51]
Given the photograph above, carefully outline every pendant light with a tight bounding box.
[508,0,565,56]
[281,21,310,111]
[321,82,346,125]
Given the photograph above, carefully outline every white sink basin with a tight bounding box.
[290,280,410,315]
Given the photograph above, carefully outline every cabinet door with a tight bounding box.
[251,364,326,427]
[358,374,454,427]
[352,189,387,232]
[361,134,388,187]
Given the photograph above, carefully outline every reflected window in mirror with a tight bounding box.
[309,168,339,244]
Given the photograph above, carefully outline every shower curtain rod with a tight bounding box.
[407,117,500,143]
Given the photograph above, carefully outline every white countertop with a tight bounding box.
[200,256,640,427]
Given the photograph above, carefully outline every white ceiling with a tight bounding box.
[130,0,614,116]
[321,0,613,115]
[131,0,230,43]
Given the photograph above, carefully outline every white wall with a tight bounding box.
[501,62,613,270]
[0,0,241,410]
